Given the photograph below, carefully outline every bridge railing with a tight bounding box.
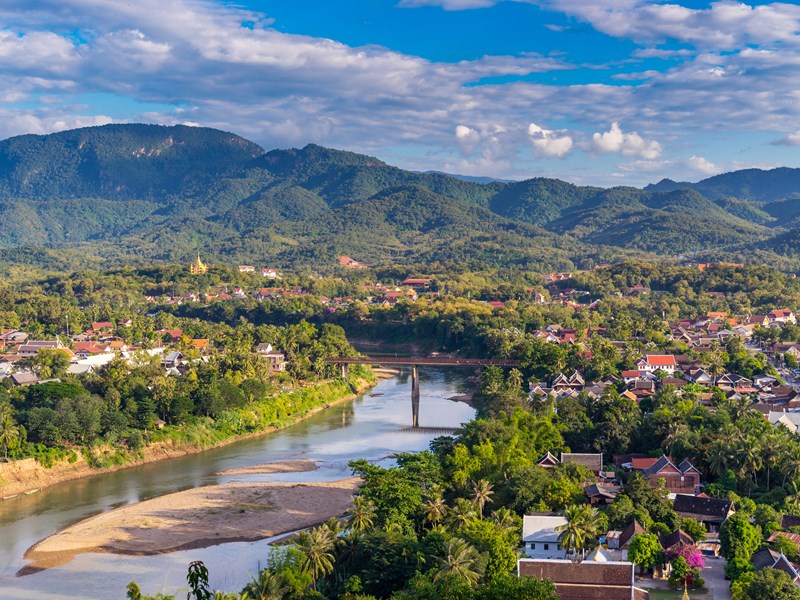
[325,356,520,367]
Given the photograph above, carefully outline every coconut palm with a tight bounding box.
[470,479,494,517]
[423,496,449,525]
[449,497,478,529]
[507,368,523,391]
[0,403,19,461]
[704,352,725,385]
[491,507,519,534]
[705,438,733,478]
[346,496,375,534]
[296,527,335,591]
[241,569,290,600]
[557,504,602,558]
[433,538,482,586]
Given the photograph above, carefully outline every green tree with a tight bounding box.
[731,568,800,600]
[296,527,335,591]
[30,348,71,379]
[470,479,494,518]
[627,534,664,572]
[720,513,761,561]
[434,538,484,587]
[0,401,20,460]
[724,556,754,582]
[557,504,602,558]
[680,518,706,544]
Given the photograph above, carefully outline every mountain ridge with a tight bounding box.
[0,123,796,272]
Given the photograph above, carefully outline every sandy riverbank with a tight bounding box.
[1,372,393,498]
[21,476,361,575]
[215,459,317,476]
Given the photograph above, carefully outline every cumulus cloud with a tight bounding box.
[527,122,573,157]
[455,124,481,155]
[591,122,662,159]
[773,130,800,146]
[686,154,721,175]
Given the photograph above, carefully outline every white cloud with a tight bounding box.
[686,154,721,175]
[527,122,573,157]
[773,130,800,146]
[397,0,500,9]
[591,122,662,159]
[455,124,481,155]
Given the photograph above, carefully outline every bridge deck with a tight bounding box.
[326,356,519,367]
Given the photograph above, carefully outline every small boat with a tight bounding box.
[2,494,18,500]
[24,488,40,495]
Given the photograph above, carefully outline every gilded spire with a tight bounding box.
[190,252,208,274]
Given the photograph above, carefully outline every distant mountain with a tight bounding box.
[645,167,800,203]
[0,124,799,272]
[422,171,516,184]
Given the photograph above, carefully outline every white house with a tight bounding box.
[635,354,677,373]
[522,514,567,559]
[769,411,800,435]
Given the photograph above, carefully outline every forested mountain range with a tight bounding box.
[0,123,798,272]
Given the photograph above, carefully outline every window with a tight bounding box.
[531,543,536,550]
[544,544,549,551]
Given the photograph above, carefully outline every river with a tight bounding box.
[0,367,476,600]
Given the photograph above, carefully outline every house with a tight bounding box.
[10,372,41,386]
[73,341,113,358]
[255,343,287,372]
[560,452,603,474]
[659,529,695,555]
[606,520,647,560]
[635,355,677,373]
[673,494,734,532]
[262,268,281,279]
[768,531,800,555]
[517,559,649,600]
[522,514,567,559]
[238,265,255,272]
[769,412,800,434]
[16,340,65,357]
[781,514,800,530]
[90,321,114,334]
[161,351,183,369]
[630,456,702,494]
[158,329,184,341]
[585,483,619,505]
[401,278,432,290]
[551,371,585,393]
[538,451,560,469]
[751,548,800,584]
[769,309,797,325]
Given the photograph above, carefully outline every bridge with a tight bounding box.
[326,355,519,428]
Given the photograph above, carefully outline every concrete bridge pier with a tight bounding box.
[341,363,349,380]
[411,365,420,428]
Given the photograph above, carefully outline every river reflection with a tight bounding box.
[0,367,476,600]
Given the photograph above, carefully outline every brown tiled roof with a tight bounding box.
[518,560,643,600]
[561,452,603,472]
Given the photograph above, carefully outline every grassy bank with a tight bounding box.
[1,373,378,497]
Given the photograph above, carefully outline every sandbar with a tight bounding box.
[214,459,318,476]
[21,477,360,575]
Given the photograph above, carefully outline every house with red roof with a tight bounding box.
[769,309,797,325]
[636,354,677,373]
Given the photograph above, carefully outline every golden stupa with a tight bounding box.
[189,253,208,274]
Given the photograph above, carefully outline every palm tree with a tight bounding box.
[470,479,494,517]
[346,496,375,534]
[704,352,725,385]
[557,504,602,558]
[433,538,482,587]
[296,527,335,591]
[449,497,478,529]
[241,570,290,600]
[491,507,518,534]
[0,403,19,461]
[507,368,523,391]
[705,438,733,478]
[423,496,448,525]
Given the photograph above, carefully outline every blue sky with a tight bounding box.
[2,0,800,186]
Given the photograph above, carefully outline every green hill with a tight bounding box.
[0,123,798,272]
